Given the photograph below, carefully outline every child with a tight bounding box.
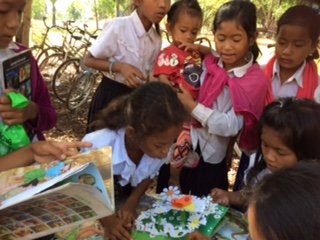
[211,98,320,208]
[248,162,320,240]
[154,0,206,187]
[0,0,57,141]
[0,140,92,172]
[157,0,268,197]
[84,0,171,132]
[81,82,189,239]
[154,0,205,95]
[265,5,319,102]
[234,5,320,191]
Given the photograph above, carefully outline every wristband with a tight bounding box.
[109,60,118,76]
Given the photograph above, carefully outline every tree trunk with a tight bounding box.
[266,0,277,35]
[52,2,56,26]
[16,0,33,47]
[93,0,99,29]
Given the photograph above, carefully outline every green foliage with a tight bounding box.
[253,0,302,35]
[67,0,86,20]
[32,0,46,19]
[93,0,116,19]
[198,0,229,32]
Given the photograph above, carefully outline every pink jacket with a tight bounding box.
[197,54,268,151]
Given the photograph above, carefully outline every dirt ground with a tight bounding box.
[44,83,91,142]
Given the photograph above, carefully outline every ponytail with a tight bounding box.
[92,95,129,131]
[251,42,261,63]
[307,49,319,61]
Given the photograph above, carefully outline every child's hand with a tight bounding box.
[177,41,199,54]
[0,95,38,125]
[101,214,133,240]
[177,84,197,113]
[31,141,92,164]
[116,209,135,230]
[118,63,146,88]
[210,188,231,206]
[188,231,210,240]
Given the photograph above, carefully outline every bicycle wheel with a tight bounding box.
[39,53,65,83]
[37,46,62,66]
[52,58,81,103]
[31,45,42,60]
[66,70,98,110]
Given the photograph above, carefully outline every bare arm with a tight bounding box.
[83,52,145,88]
[211,188,248,207]
[158,74,172,86]
[83,52,113,72]
[177,42,212,57]
[101,178,152,240]
[0,146,34,172]
[0,141,92,172]
[121,178,152,215]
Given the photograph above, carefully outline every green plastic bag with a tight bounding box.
[0,92,31,156]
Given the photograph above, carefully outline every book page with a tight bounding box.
[0,161,88,210]
[0,147,114,211]
[67,147,114,210]
[0,183,112,240]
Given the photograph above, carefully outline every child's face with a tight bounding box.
[214,20,253,70]
[166,11,202,44]
[134,0,171,29]
[261,126,298,172]
[139,125,182,159]
[0,0,25,48]
[275,24,317,72]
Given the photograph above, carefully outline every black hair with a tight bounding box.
[250,161,320,240]
[277,5,320,60]
[167,0,203,26]
[246,98,320,184]
[93,82,189,139]
[212,0,260,62]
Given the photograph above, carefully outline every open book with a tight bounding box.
[0,49,32,98]
[0,147,114,239]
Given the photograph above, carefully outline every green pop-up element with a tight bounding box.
[0,92,31,156]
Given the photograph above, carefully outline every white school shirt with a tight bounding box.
[89,10,161,84]
[81,128,167,187]
[190,54,255,164]
[0,42,18,58]
[314,85,320,103]
[271,60,305,99]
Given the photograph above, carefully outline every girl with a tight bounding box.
[248,162,320,240]
[0,0,57,141]
[265,5,319,102]
[211,98,320,208]
[157,0,268,197]
[81,82,189,239]
[84,0,171,132]
[234,5,319,191]
[154,0,206,187]
[154,0,206,95]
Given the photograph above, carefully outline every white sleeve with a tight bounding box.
[89,20,118,59]
[192,103,244,137]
